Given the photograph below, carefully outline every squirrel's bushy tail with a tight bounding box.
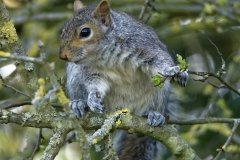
[113,89,181,160]
[113,130,166,160]
[114,130,167,160]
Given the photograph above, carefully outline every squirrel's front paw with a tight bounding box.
[163,66,181,77]
[173,70,188,87]
[143,111,165,126]
[69,100,87,118]
[87,91,105,114]
[163,66,188,87]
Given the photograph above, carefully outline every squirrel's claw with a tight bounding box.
[143,111,166,126]
[69,100,87,118]
[173,70,188,87]
[69,92,105,117]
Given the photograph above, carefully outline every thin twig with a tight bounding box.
[213,121,239,160]
[188,71,240,96]
[207,81,226,89]
[207,37,225,66]
[28,128,43,160]
[200,63,234,118]
[0,53,44,64]
[139,0,151,21]
[207,37,226,77]
[2,101,62,109]
[208,72,240,95]
[3,101,32,109]
[38,88,58,107]
[192,77,207,82]
[0,74,30,98]
[148,1,160,14]
[144,3,153,23]
[167,117,236,125]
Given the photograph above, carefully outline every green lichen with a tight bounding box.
[2,110,9,119]
[22,112,33,124]
[49,131,62,147]
[27,77,38,91]
[24,62,34,71]
[90,117,104,126]
[0,20,18,43]
[167,136,196,160]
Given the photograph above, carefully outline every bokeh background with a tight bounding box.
[0,0,240,159]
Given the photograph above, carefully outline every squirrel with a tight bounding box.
[59,0,188,159]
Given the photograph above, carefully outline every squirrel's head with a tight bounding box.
[59,0,111,63]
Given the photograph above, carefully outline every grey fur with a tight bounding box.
[60,2,188,160]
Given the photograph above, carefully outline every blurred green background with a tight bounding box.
[0,0,240,159]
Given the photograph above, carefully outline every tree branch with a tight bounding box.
[40,128,68,160]
[3,103,240,159]
[0,74,30,98]
[2,101,32,109]
[214,121,239,160]
[29,128,43,160]
[168,117,236,125]
[0,1,39,98]
[139,0,152,21]
[188,70,240,96]
[0,108,200,160]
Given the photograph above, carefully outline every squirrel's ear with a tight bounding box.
[74,0,84,12]
[94,0,111,26]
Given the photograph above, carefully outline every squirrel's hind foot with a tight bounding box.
[143,111,166,126]
[69,100,87,118]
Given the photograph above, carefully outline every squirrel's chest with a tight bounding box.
[100,67,156,114]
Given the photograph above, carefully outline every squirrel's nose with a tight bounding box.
[59,47,73,61]
[59,53,69,61]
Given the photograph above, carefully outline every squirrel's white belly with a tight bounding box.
[101,67,163,115]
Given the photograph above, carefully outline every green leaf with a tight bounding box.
[177,54,189,72]
[151,75,164,88]
[45,76,50,83]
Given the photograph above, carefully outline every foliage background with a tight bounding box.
[0,0,240,159]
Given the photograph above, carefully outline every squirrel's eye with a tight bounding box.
[80,28,91,38]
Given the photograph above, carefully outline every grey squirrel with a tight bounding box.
[59,0,188,159]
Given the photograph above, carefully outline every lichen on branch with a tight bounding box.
[0,20,18,43]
